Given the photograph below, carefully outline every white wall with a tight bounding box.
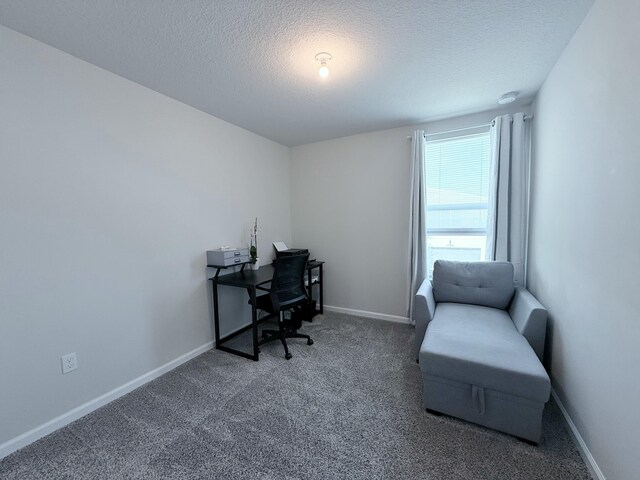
[527,1,640,478]
[290,106,529,320]
[0,26,291,447]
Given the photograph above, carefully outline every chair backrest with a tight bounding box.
[432,260,515,310]
[269,253,309,311]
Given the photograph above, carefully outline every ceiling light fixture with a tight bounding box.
[498,92,518,104]
[315,52,333,78]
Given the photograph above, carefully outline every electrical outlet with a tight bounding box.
[61,352,78,374]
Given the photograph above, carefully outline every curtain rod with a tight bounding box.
[407,114,533,140]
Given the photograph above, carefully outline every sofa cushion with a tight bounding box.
[432,260,515,310]
[419,303,550,403]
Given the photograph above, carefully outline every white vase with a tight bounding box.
[250,257,260,270]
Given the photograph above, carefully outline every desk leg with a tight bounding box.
[212,279,221,349]
[318,264,324,314]
[249,287,259,361]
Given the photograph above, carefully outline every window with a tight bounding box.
[425,131,491,279]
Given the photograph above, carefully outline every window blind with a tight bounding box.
[425,132,491,232]
[424,130,491,278]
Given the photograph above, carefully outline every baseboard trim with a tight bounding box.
[0,341,214,460]
[324,305,410,324]
[551,387,605,480]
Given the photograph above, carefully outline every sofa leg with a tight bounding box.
[426,408,442,416]
[517,436,538,447]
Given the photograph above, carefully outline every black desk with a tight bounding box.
[210,261,324,361]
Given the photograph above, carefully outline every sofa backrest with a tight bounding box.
[432,260,515,310]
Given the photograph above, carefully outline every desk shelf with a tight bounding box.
[304,260,324,320]
[208,260,255,279]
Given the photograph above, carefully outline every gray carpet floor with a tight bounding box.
[1,312,591,479]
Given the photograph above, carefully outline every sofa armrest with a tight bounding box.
[509,287,548,361]
[413,279,436,360]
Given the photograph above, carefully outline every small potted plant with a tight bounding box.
[250,217,260,270]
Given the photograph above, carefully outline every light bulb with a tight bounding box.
[315,52,332,79]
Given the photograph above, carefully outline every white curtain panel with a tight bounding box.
[486,113,530,286]
[407,130,427,321]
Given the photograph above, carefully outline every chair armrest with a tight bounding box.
[413,279,436,360]
[509,287,548,361]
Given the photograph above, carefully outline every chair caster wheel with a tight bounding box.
[285,352,292,360]
[307,339,314,345]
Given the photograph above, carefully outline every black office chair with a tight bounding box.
[252,253,313,360]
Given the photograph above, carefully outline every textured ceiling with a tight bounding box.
[0,1,594,146]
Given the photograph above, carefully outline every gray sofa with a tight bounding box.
[414,260,550,443]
